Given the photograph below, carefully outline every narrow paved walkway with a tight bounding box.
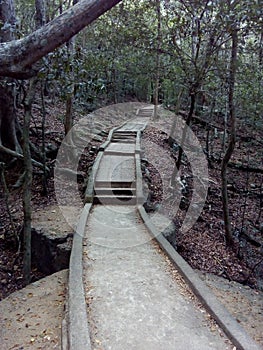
[81,108,232,349]
[83,206,231,350]
[93,116,148,206]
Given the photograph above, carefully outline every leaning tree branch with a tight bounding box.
[0,0,122,78]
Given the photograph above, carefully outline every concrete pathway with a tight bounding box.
[82,205,232,350]
[66,107,260,350]
[81,109,232,349]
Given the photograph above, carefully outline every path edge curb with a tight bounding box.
[63,203,92,350]
[138,205,262,350]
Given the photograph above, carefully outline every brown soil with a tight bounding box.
[141,110,262,290]
[197,271,263,346]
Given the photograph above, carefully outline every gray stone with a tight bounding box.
[31,228,72,274]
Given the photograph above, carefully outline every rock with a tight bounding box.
[91,145,98,152]
[162,221,177,250]
[31,228,73,275]
[179,196,189,210]
[46,143,58,159]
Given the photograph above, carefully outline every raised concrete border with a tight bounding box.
[84,151,104,203]
[99,119,135,152]
[63,203,92,350]
[135,131,141,154]
[99,126,119,151]
[135,129,145,205]
[135,153,144,205]
[138,206,262,350]
[85,126,121,203]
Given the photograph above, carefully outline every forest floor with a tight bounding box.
[0,101,262,347]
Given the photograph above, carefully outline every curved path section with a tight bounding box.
[64,107,261,350]
[83,205,230,350]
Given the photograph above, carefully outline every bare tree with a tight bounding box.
[22,78,36,284]
[221,25,238,246]
[153,0,161,120]
[22,0,47,284]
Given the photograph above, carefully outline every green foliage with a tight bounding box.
[11,0,263,121]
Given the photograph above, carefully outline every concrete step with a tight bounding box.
[137,110,153,117]
[94,181,135,189]
[138,109,152,113]
[104,150,135,156]
[111,138,136,142]
[95,187,136,196]
[112,135,136,139]
[113,131,137,135]
[104,143,135,155]
[94,195,137,205]
[111,139,136,144]
[112,135,136,138]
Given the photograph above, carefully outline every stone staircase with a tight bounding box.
[92,116,148,206]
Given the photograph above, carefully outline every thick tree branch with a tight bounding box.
[0,0,122,78]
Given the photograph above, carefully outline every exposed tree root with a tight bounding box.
[0,144,50,172]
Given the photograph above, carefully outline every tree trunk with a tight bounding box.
[65,90,74,134]
[221,27,238,247]
[40,83,48,195]
[153,0,161,120]
[0,0,16,43]
[22,79,37,284]
[0,84,20,152]
[178,92,196,167]
[0,0,20,153]
[170,91,196,187]
[259,30,263,66]
[64,41,75,135]
[168,88,183,147]
[22,0,46,284]
[64,0,78,135]
[35,0,46,28]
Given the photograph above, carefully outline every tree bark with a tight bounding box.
[176,91,196,169]
[0,0,16,43]
[0,0,20,152]
[153,0,161,120]
[35,0,46,28]
[64,0,77,136]
[22,0,46,284]
[22,78,37,284]
[259,29,263,66]
[0,0,122,78]
[221,27,238,247]
[168,88,183,147]
[0,84,20,151]
[170,90,196,187]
